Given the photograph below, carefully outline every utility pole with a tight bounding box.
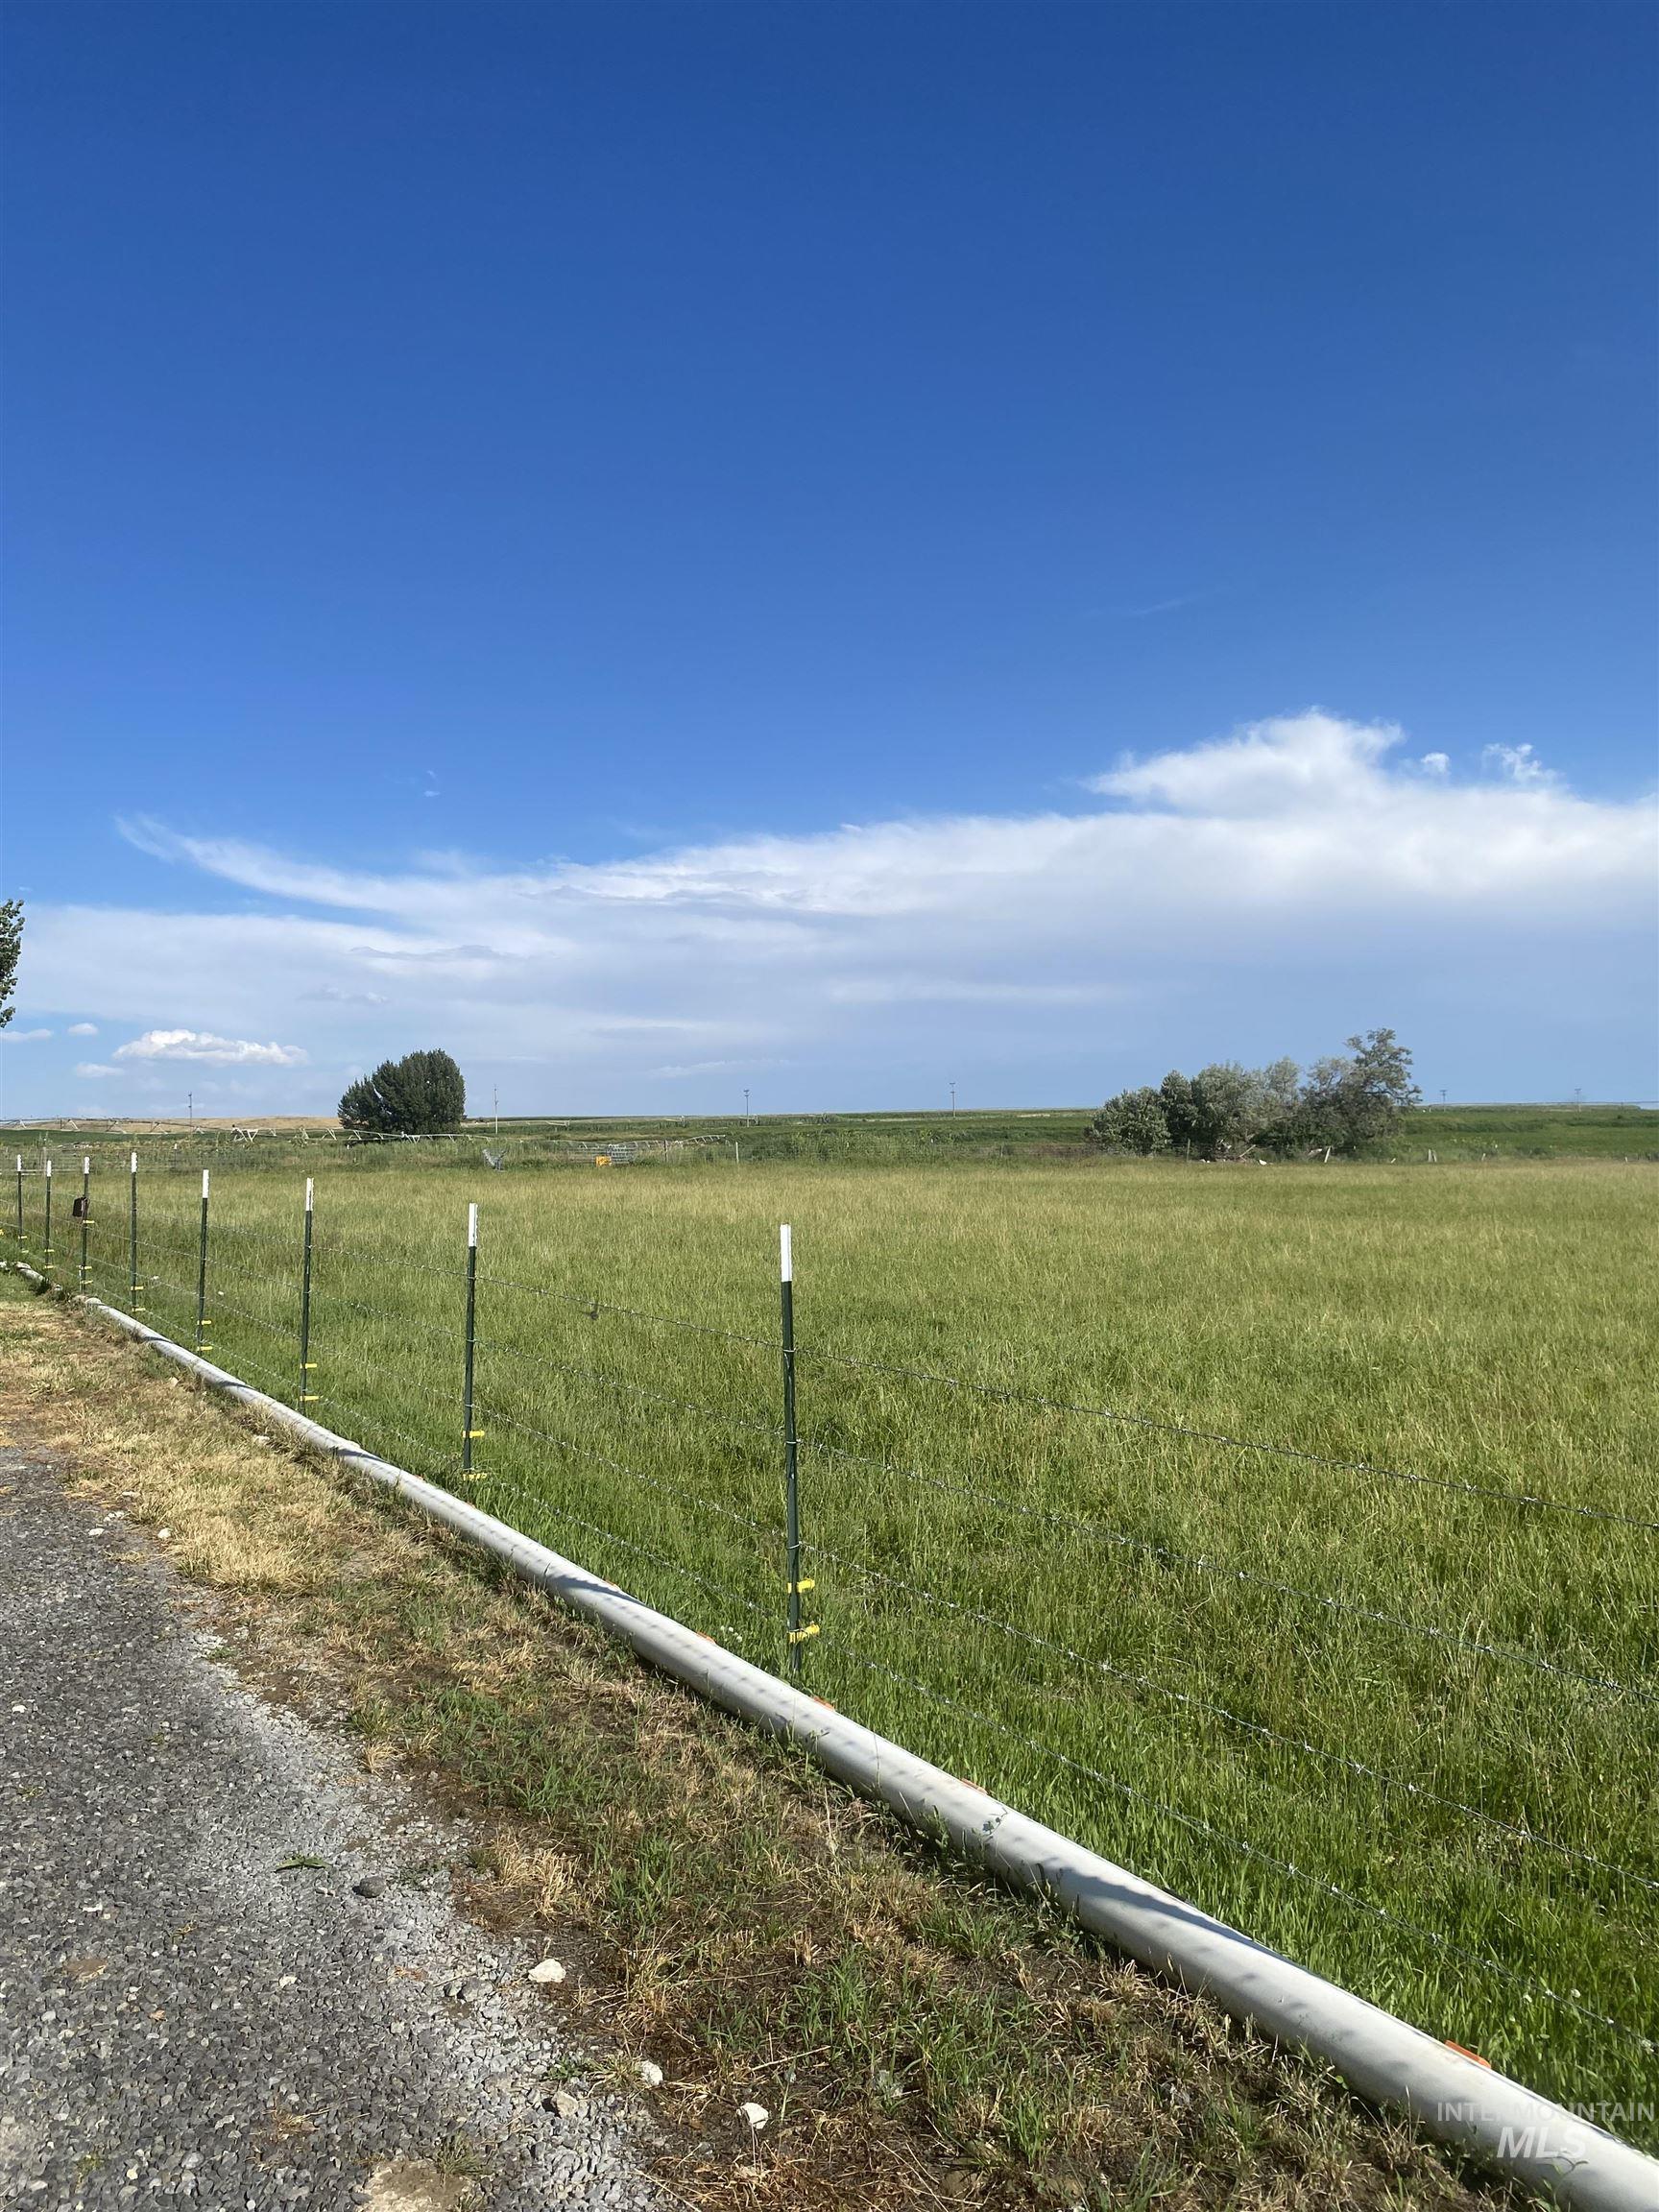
[743,1088,750,1124]
[950,1080,956,1115]
[493,1086,498,1138]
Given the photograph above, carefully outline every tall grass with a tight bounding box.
[21,1149,1657,2134]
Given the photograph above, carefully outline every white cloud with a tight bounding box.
[66,1021,98,1036]
[2,1026,53,1042]
[7,710,1649,1111]
[1090,711,1405,814]
[75,1062,119,1078]
[1481,741,1560,789]
[114,1028,308,1068]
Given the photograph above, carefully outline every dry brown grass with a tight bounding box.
[0,1273,1536,2212]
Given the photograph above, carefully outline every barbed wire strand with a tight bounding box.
[475,1403,779,1542]
[475,1341,781,1448]
[462,1463,772,1640]
[825,1637,1652,2056]
[795,1347,1659,1533]
[800,1536,1659,1894]
[799,1435,1652,1703]
[476,1269,779,1352]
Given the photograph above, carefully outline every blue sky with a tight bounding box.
[3,0,1654,1118]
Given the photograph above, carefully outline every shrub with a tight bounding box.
[1089,1086,1171,1154]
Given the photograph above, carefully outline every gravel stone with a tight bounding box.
[0,1444,667,2211]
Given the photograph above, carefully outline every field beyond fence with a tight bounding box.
[8,1142,1656,2142]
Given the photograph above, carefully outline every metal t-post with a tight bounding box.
[129,1152,140,1312]
[299,1178,316,1409]
[462,1202,479,1475]
[780,1224,814,1676]
[79,1156,90,1290]
[195,1169,210,1355]
[42,1159,52,1274]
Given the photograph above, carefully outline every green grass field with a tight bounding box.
[11,1137,1657,2138]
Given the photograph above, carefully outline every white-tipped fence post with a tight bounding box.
[195,1168,210,1354]
[462,1201,479,1475]
[79,1155,91,1289]
[129,1151,140,1312]
[299,1178,316,1410]
[42,1158,52,1271]
[13,1154,22,1247]
[780,1224,813,1677]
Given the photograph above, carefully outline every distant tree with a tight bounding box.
[1253,1055,1304,1148]
[338,1047,466,1135]
[0,900,20,1030]
[1157,1070,1199,1149]
[1299,1029,1420,1152]
[1261,1056,1302,1124]
[1089,1086,1171,1154]
[1189,1062,1263,1155]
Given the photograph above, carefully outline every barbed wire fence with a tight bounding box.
[6,1145,1656,2133]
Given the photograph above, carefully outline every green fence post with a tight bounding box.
[462,1201,479,1474]
[13,1154,21,1248]
[79,1155,90,1291]
[299,1177,316,1411]
[195,1168,211,1356]
[780,1223,814,1677]
[129,1151,140,1313]
[42,1158,52,1275]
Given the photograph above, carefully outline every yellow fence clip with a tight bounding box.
[786,1623,821,1646]
[788,1578,815,1595]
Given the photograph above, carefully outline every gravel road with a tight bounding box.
[0,1441,669,2212]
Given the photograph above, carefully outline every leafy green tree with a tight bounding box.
[1089,1086,1171,1153]
[1157,1070,1198,1149]
[1300,1028,1419,1152]
[0,900,20,1030]
[338,1047,466,1135]
[1253,1055,1304,1148]
[1189,1062,1262,1155]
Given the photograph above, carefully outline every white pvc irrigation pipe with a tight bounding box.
[14,1265,1656,2211]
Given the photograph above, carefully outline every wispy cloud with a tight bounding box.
[2,1026,54,1043]
[1481,741,1561,790]
[67,1021,99,1036]
[1109,589,1216,619]
[16,712,1654,1109]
